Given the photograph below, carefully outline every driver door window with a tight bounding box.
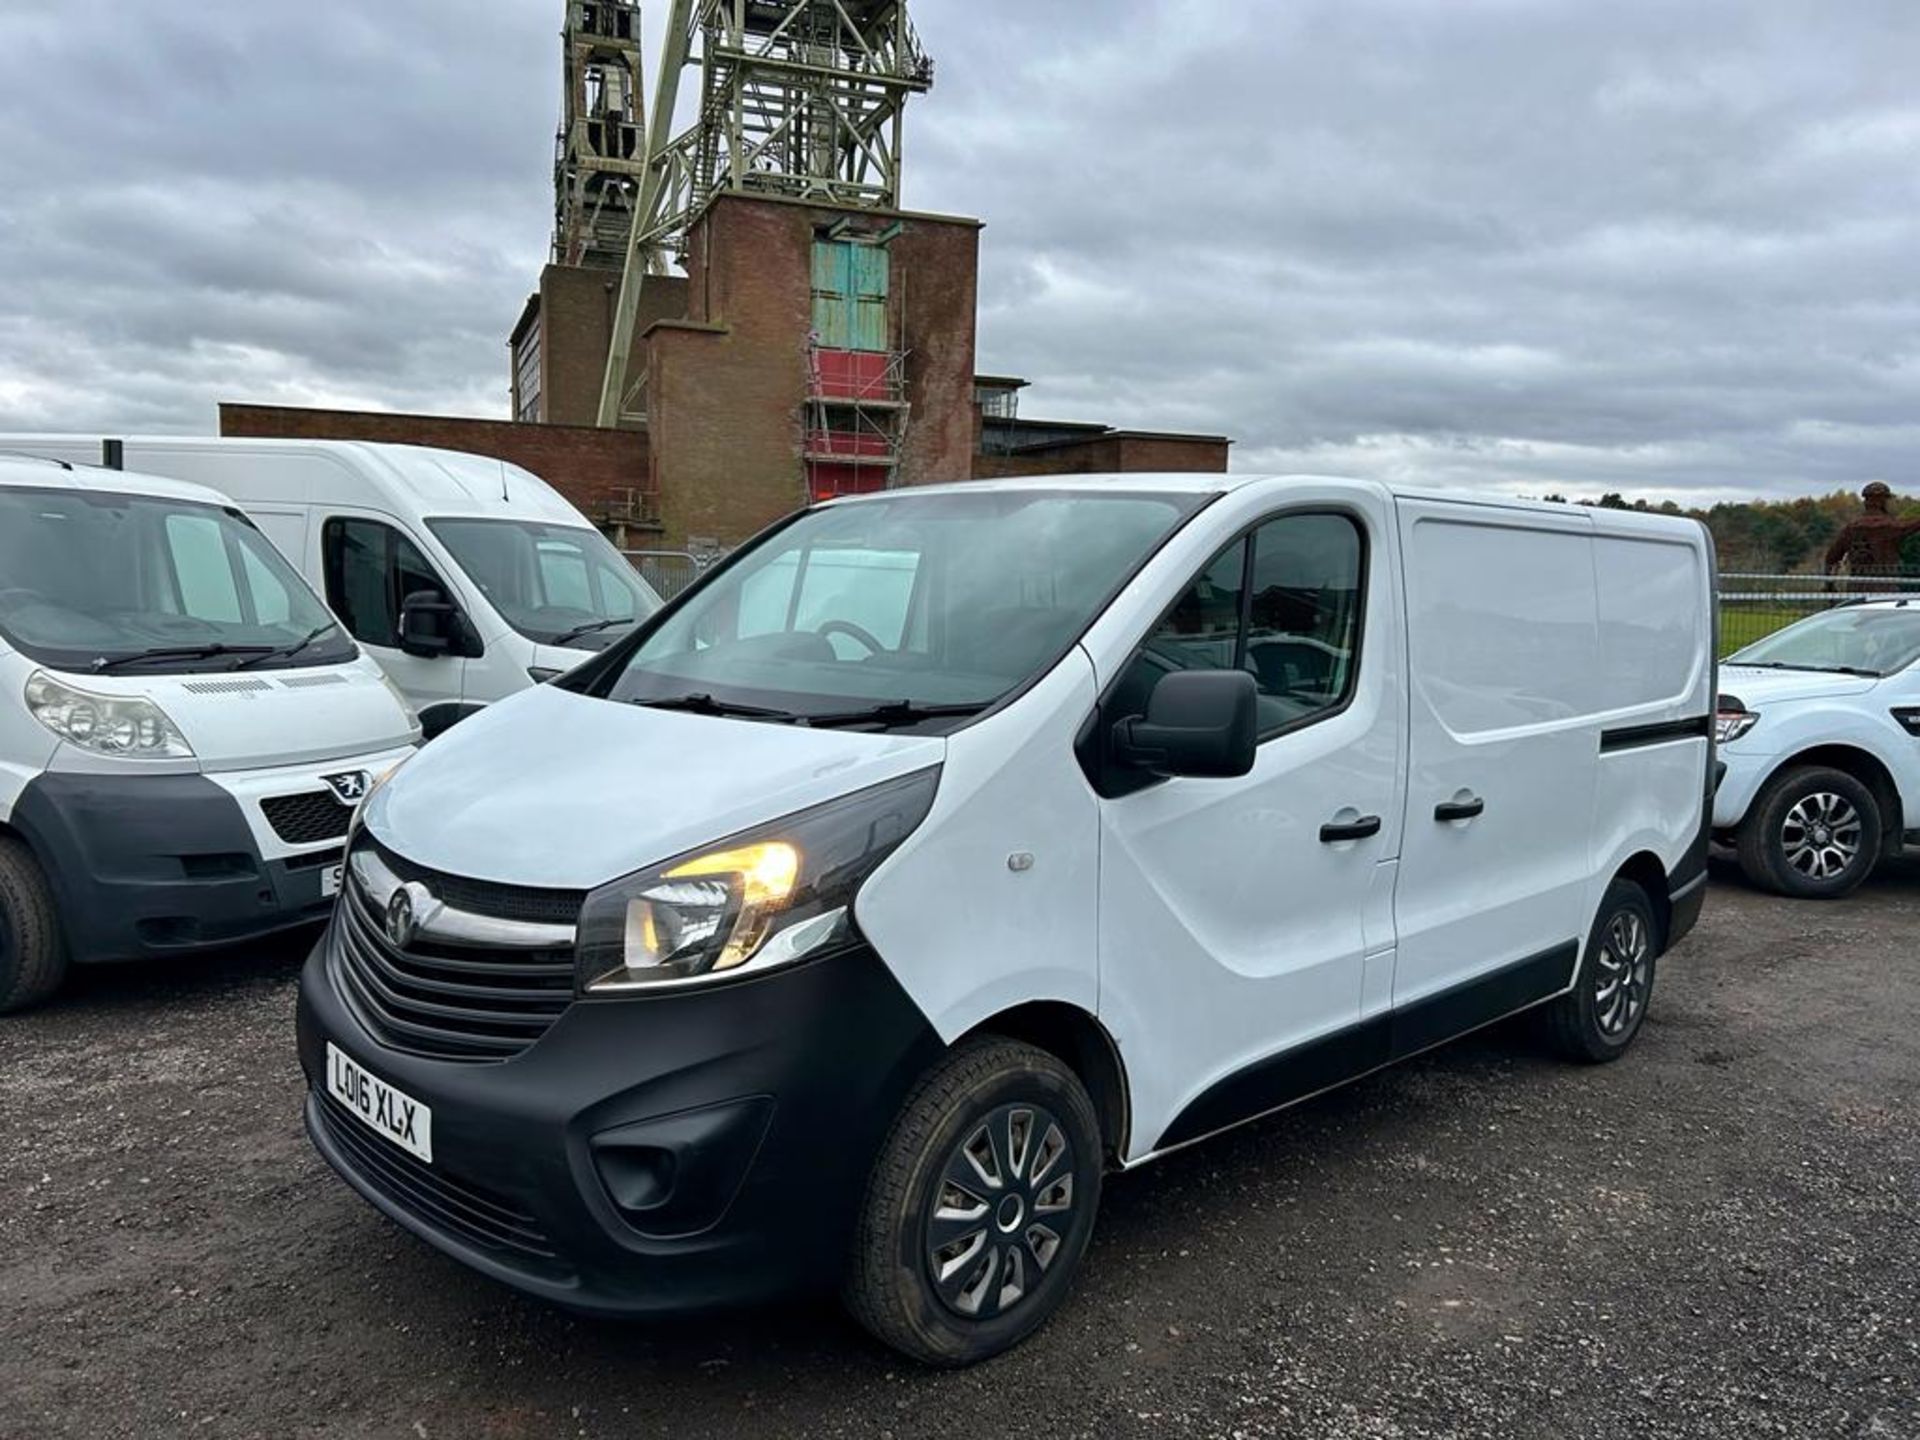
[1114,512,1364,739]
[322,518,450,648]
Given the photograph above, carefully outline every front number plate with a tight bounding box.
[326,1042,433,1163]
[321,863,344,899]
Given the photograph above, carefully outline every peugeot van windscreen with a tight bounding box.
[587,488,1207,726]
[0,487,357,674]
[425,518,663,650]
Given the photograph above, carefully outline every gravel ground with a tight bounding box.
[2,863,1916,1440]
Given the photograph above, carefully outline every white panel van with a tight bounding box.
[292,475,1715,1365]
[0,437,664,736]
[0,456,418,1012]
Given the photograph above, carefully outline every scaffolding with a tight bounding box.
[554,1,650,270]
[598,0,934,426]
[804,330,911,501]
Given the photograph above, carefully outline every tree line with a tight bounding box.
[1536,490,1920,573]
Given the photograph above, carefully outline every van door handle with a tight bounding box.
[1320,815,1383,844]
[1435,797,1486,823]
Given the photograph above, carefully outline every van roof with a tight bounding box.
[0,454,235,509]
[829,473,1703,528]
[0,436,597,529]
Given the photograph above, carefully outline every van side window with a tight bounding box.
[322,518,449,649]
[1243,513,1364,732]
[1116,512,1365,740]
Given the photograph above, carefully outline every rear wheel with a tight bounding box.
[1736,765,1881,899]
[1545,877,1659,1064]
[0,835,67,1014]
[844,1036,1102,1366]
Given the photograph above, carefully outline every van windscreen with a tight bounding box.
[0,486,356,674]
[591,489,1207,726]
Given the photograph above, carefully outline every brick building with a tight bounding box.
[221,3,1229,552]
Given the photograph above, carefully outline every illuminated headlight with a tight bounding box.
[26,673,193,759]
[1715,710,1759,745]
[575,768,939,994]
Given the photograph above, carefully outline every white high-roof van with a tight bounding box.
[292,474,1716,1365]
[0,438,664,737]
[0,455,418,1012]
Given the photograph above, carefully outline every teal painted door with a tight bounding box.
[811,240,889,352]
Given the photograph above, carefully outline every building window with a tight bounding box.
[513,317,543,423]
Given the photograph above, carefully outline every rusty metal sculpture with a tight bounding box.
[1824,483,1920,579]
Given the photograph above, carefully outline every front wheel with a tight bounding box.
[1736,765,1882,899]
[1544,877,1659,1064]
[0,835,68,1014]
[843,1036,1103,1367]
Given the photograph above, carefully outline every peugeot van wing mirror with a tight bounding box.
[1113,669,1259,779]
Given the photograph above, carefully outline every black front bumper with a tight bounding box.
[296,927,943,1317]
[11,772,339,963]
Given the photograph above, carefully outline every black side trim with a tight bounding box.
[1154,940,1579,1151]
[1599,716,1712,753]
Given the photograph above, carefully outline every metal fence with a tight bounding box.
[1718,570,1920,656]
[623,549,721,601]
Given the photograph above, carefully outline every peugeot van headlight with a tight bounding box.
[1715,710,1759,745]
[25,673,193,759]
[575,768,939,994]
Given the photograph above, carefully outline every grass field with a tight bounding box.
[1719,603,1810,657]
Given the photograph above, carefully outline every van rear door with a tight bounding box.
[1390,500,1601,1024]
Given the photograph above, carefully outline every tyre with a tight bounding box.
[844,1035,1103,1367]
[1735,765,1881,899]
[0,834,67,1014]
[1544,877,1659,1064]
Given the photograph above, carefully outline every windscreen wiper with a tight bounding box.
[1733,660,1880,677]
[635,692,801,721]
[235,621,340,669]
[92,643,276,673]
[799,700,990,730]
[552,618,630,647]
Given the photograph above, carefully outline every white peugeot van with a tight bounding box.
[0,437,664,737]
[0,456,418,1012]
[296,475,1715,1365]
[1713,596,1920,897]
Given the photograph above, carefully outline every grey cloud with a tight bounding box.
[2,0,1917,502]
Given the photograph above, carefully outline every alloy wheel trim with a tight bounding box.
[1780,791,1864,882]
[1593,906,1651,1038]
[924,1100,1077,1322]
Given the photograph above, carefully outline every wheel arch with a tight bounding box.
[1763,744,1904,859]
[962,1001,1130,1166]
[1611,850,1672,950]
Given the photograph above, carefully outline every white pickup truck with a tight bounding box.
[1715,596,1920,897]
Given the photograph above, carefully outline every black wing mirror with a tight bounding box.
[398,591,459,659]
[1113,670,1258,779]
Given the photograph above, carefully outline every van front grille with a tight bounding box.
[262,791,355,845]
[330,854,580,1063]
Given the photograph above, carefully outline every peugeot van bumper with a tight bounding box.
[9,770,356,962]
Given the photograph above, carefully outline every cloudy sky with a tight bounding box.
[0,0,1914,505]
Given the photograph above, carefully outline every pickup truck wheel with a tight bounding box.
[843,1036,1102,1367]
[0,836,67,1014]
[1736,766,1881,899]
[1545,878,1659,1064]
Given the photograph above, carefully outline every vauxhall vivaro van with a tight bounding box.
[0,437,664,736]
[296,475,1715,1364]
[0,456,418,1012]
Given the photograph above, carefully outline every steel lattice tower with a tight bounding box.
[597,0,934,426]
[555,1,649,270]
